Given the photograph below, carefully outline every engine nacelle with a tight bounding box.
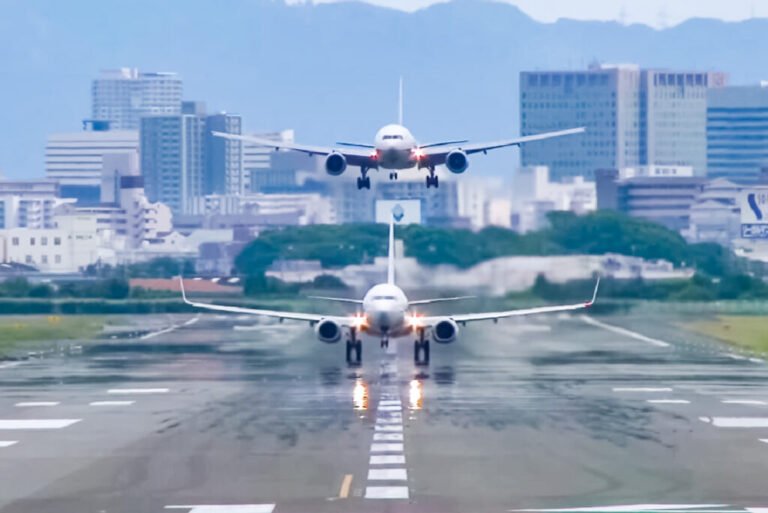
[445,150,469,174]
[325,152,347,176]
[432,318,459,344]
[315,318,342,343]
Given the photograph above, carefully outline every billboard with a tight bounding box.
[740,189,768,238]
[375,200,422,224]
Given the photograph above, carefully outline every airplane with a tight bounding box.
[179,208,600,366]
[212,80,585,190]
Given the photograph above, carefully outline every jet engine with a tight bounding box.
[432,318,459,344]
[325,152,347,176]
[315,319,342,343]
[445,150,469,174]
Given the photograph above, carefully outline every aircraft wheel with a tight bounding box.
[432,176,439,188]
[346,340,354,363]
[364,177,371,189]
[422,340,430,363]
[355,340,362,363]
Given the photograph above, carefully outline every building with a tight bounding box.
[92,68,182,130]
[520,64,726,180]
[187,192,335,225]
[686,178,742,246]
[596,168,706,232]
[243,130,314,193]
[707,84,768,183]
[45,121,139,204]
[0,180,65,229]
[141,103,244,214]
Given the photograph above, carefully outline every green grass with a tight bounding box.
[685,315,768,353]
[0,315,106,353]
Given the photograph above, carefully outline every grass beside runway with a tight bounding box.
[684,315,768,352]
[0,315,106,354]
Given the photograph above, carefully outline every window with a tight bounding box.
[54,237,61,246]
[54,255,61,264]
[41,237,48,246]
[41,255,48,264]
[25,255,32,263]
[30,237,35,246]
[11,237,18,246]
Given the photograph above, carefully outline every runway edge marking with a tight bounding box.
[579,315,671,348]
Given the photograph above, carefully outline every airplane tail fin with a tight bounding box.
[398,76,403,126]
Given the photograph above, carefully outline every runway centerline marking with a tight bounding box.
[370,454,406,465]
[647,399,690,404]
[107,388,170,394]
[377,405,402,412]
[374,433,404,441]
[368,468,407,480]
[338,474,353,498]
[375,424,403,431]
[509,505,731,512]
[580,315,671,347]
[15,401,60,407]
[700,417,768,427]
[0,441,18,448]
[0,419,81,429]
[364,486,409,499]
[90,401,136,406]
[370,443,404,452]
[613,387,674,393]
[165,505,275,513]
[722,400,767,406]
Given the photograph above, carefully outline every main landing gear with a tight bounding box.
[346,327,362,365]
[414,327,430,366]
[357,166,371,190]
[425,166,439,188]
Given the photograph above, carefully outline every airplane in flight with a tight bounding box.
[212,81,585,190]
[180,208,600,366]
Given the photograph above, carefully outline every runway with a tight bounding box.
[1,312,768,512]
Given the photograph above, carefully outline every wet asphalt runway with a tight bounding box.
[1,312,768,513]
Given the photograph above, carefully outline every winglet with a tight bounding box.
[179,276,191,305]
[587,276,600,306]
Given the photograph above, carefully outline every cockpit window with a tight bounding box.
[373,295,397,300]
[382,135,403,140]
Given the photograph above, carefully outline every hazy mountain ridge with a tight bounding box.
[1,0,767,178]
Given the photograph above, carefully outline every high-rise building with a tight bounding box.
[520,64,726,181]
[0,180,63,229]
[242,130,311,193]
[707,84,768,183]
[45,120,139,204]
[92,68,182,130]
[205,113,243,195]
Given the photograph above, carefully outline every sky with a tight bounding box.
[289,0,768,27]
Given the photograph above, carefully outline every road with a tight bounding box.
[1,312,768,513]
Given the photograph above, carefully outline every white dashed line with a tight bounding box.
[647,399,690,404]
[368,468,408,480]
[107,388,170,395]
[364,486,409,499]
[165,505,275,513]
[370,454,406,465]
[0,441,18,448]
[722,400,767,406]
[370,443,404,453]
[379,400,401,406]
[700,417,768,427]
[90,401,136,406]
[613,387,673,393]
[580,315,671,347]
[374,433,404,441]
[377,405,402,411]
[14,401,60,407]
[374,424,403,432]
[0,419,81,429]
[511,505,731,512]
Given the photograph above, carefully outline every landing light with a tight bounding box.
[406,313,424,328]
[351,313,368,329]
[409,379,423,410]
[353,379,368,411]
[411,147,425,160]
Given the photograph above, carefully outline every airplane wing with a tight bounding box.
[212,132,372,165]
[408,296,475,306]
[419,139,469,149]
[422,278,599,325]
[308,295,364,305]
[180,277,337,324]
[421,127,585,163]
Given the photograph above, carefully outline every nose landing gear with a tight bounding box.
[414,327,430,366]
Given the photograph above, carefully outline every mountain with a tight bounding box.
[1,0,768,179]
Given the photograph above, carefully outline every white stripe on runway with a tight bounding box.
[374,433,404,441]
[0,441,18,448]
[581,315,671,347]
[0,419,80,429]
[379,400,401,406]
[377,405,402,412]
[368,468,407,480]
[722,400,767,406]
[700,417,768,427]
[647,399,690,404]
[165,505,275,513]
[376,417,403,424]
[90,401,135,406]
[365,486,409,499]
[370,454,405,465]
[375,425,403,432]
[613,387,673,393]
[510,505,730,512]
[15,402,60,407]
[370,443,404,452]
[107,388,169,394]
[760,439,768,444]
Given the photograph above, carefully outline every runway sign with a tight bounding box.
[740,188,768,238]
[375,199,421,224]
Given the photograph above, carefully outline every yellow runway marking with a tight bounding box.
[339,474,353,498]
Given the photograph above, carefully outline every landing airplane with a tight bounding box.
[212,80,585,190]
[180,211,599,366]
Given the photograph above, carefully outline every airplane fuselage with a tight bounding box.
[373,124,421,170]
[360,282,410,337]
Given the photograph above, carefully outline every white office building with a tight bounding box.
[92,68,182,130]
[0,180,67,229]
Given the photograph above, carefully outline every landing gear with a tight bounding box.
[346,327,362,365]
[414,327,430,366]
[380,336,389,349]
[388,172,398,180]
[425,167,439,188]
[357,167,371,190]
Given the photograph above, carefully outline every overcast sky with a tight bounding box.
[290,0,768,27]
